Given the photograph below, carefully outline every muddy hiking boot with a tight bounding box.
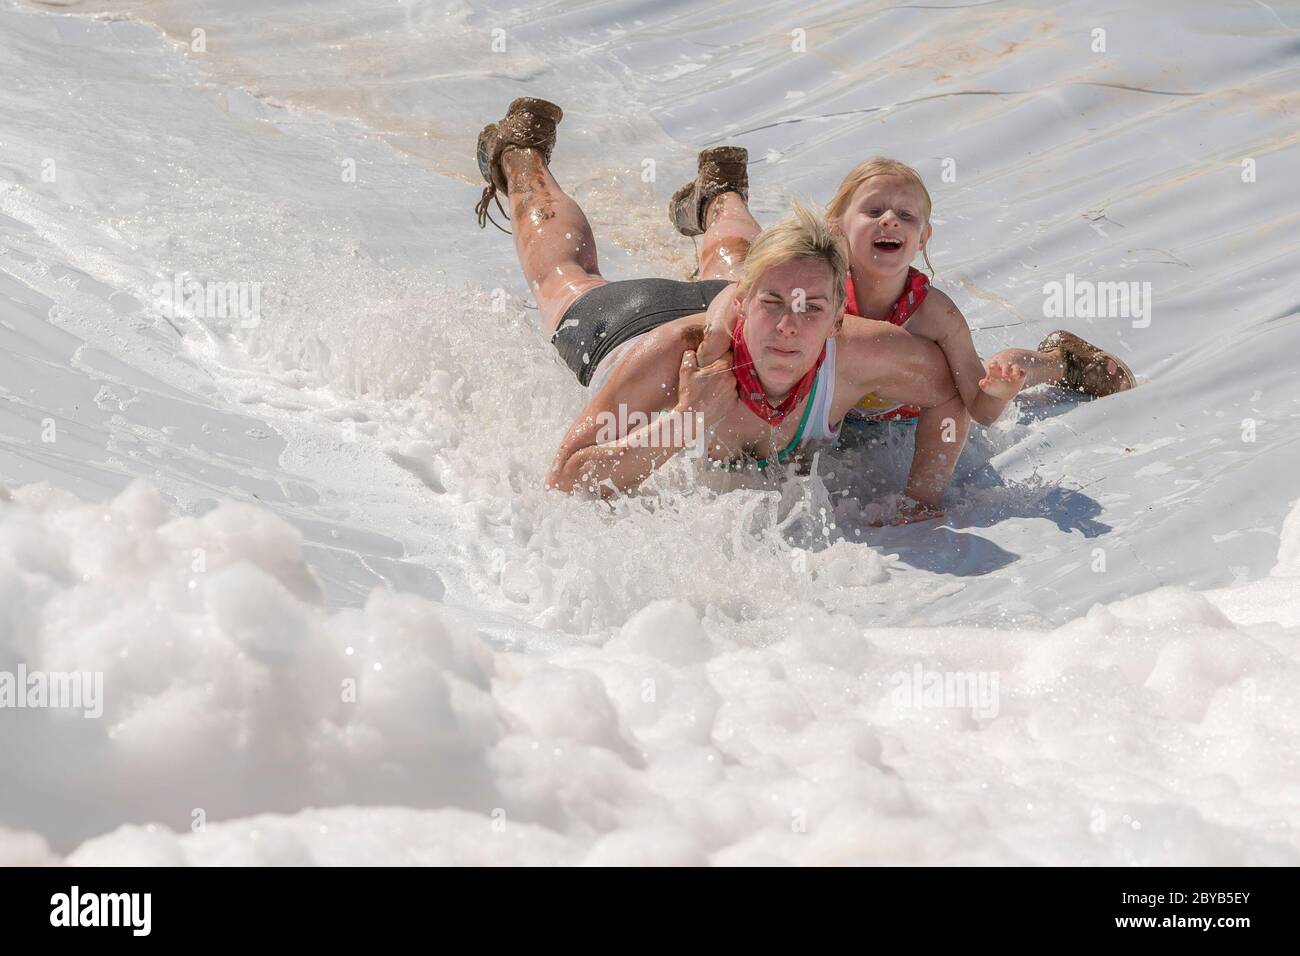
[1038,330,1137,398]
[475,97,563,232]
[668,146,749,237]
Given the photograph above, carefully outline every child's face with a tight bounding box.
[840,175,932,277]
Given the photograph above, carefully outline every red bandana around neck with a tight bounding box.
[844,266,930,324]
[729,316,825,427]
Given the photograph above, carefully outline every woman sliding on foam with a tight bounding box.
[473,99,1022,519]
[674,152,1135,424]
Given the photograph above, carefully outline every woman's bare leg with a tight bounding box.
[500,146,607,335]
[698,192,761,282]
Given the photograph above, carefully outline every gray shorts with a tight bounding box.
[551,277,732,386]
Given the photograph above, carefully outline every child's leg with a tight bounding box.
[501,147,607,335]
[987,346,1066,390]
[698,192,761,282]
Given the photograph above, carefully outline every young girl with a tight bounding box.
[676,152,1135,424]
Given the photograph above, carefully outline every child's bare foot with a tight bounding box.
[979,360,1027,400]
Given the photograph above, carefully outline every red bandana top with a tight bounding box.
[844,266,930,420]
[844,266,930,326]
[730,315,825,427]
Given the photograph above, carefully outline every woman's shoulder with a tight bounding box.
[649,314,708,351]
[597,316,705,401]
[615,316,708,378]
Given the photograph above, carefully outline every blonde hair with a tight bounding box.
[825,157,935,276]
[738,198,849,311]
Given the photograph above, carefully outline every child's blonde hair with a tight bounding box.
[825,157,935,276]
[738,198,849,312]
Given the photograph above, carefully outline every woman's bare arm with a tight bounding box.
[546,322,737,496]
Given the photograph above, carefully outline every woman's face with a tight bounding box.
[739,257,842,394]
[838,175,932,278]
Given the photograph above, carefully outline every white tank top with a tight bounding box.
[753,336,839,468]
[804,335,840,440]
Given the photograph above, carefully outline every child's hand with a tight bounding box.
[979,361,1027,400]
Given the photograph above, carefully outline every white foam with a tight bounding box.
[0,482,1296,864]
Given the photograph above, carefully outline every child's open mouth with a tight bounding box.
[873,236,904,252]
